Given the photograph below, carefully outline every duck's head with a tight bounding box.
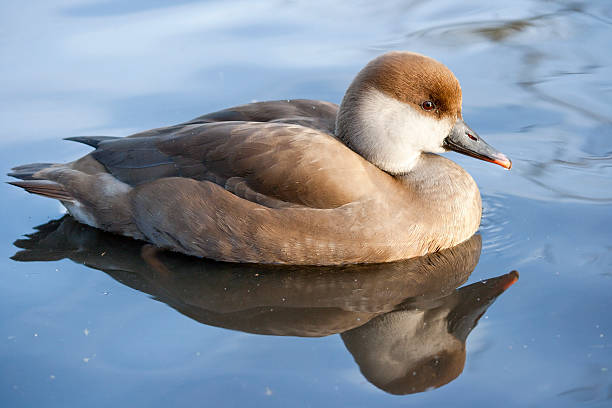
[336,51,511,174]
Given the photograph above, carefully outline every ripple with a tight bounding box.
[523,153,612,203]
[375,7,572,50]
[480,194,515,253]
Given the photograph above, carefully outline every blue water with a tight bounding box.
[2,1,612,406]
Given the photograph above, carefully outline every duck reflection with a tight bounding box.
[13,216,517,395]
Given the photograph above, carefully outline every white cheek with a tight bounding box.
[358,89,453,173]
[397,107,451,154]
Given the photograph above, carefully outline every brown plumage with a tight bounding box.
[8,52,510,265]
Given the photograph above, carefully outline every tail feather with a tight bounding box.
[8,180,74,202]
[8,163,55,180]
[64,136,120,148]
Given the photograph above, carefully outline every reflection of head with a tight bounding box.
[341,272,518,395]
[342,309,465,394]
[386,350,465,395]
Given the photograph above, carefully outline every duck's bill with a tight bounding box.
[444,119,512,170]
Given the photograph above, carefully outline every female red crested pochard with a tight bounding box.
[9,51,511,265]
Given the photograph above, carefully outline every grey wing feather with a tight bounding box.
[65,136,121,148]
[187,99,339,134]
[123,100,338,140]
[80,100,342,193]
[90,121,285,187]
[8,163,55,180]
[91,136,188,186]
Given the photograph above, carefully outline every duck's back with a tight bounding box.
[87,108,391,209]
[10,100,419,264]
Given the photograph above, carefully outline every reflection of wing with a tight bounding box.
[90,120,380,210]
[12,216,483,336]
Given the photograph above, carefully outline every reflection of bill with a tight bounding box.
[13,216,517,395]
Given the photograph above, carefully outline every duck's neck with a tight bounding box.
[395,153,482,252]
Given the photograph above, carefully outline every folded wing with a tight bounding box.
[88,118,384,209]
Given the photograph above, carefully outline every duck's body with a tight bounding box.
[9,52,510,265]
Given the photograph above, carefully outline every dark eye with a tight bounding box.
[421,101,435,111]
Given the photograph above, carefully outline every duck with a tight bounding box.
[9,51,511,265]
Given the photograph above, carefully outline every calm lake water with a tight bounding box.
[2,0,612,406]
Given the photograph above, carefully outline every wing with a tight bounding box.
[186,99,339,135]
[120,99,339,140]
[85,120,388,209]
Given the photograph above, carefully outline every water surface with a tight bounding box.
[2,0,612,406]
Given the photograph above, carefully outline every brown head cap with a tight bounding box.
[356,51,463,121]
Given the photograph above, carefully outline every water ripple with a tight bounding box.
[480,194,515,253]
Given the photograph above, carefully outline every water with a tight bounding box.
[2,0,612,406]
